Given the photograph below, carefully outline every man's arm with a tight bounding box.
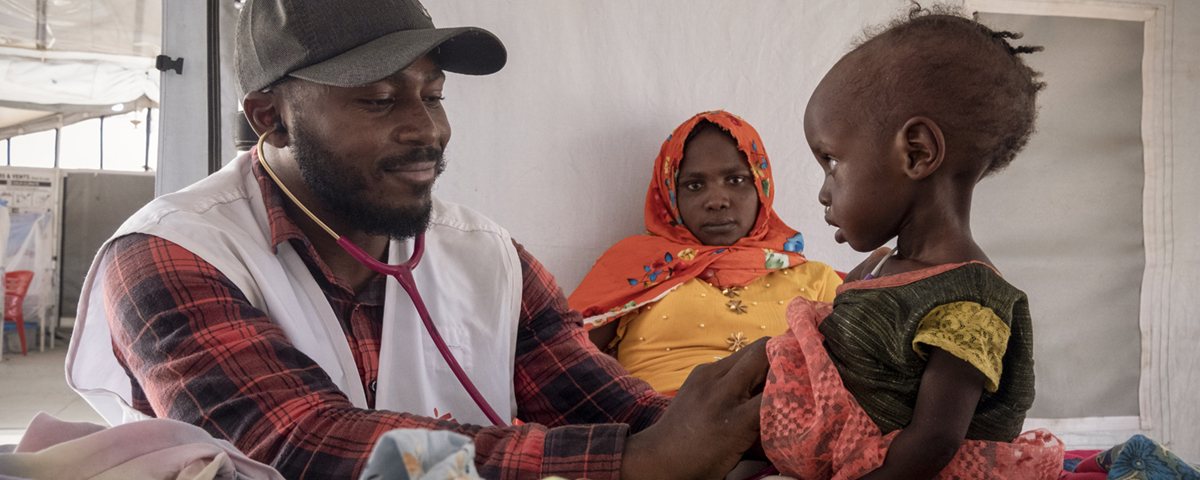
[105,234,653,480]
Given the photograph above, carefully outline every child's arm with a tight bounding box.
[857,347,987,480]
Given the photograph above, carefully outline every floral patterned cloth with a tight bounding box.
[1061,435,1200,480]
[569,111,808,329]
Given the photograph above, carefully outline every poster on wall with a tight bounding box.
[0,167,61,342]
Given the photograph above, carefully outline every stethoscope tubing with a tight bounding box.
[256,130,507,427]
[337,235,508,427]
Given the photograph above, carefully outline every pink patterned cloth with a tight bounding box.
[760,297,1065,479]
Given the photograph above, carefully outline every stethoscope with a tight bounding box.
[256,130,508,427]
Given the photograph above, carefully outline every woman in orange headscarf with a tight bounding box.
[569,111,843,394]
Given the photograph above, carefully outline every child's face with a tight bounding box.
[804,77,911,252]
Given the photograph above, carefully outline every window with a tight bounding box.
[59,118,102,170]
[8,129,56,168]
[102,110,157,172]
[2,108,158,171]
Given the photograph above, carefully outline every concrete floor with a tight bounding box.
[0,328,107,446]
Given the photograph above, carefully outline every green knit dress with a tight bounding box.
[818,262,1036,442]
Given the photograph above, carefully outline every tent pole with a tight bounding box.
[98,116,105,170]
[144,109,152,171]
[53,127,59,168]
[206,0,222,175]
[35,0,48,50]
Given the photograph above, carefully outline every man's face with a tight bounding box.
[283,55,451,239]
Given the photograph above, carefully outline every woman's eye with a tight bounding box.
[683,182,703,191]
[728,176,747,186]
[424,95,446,106]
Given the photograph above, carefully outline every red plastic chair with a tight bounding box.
[4,270,35,356]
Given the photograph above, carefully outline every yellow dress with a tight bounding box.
[614,261,841,392]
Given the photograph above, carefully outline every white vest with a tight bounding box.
[66,152,522,427]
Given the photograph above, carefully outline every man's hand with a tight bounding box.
[620,337,770,480]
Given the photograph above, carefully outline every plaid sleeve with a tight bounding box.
[103,233,667,480]
[508,241,671,480]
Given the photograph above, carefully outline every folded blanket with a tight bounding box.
[0,412,283,480]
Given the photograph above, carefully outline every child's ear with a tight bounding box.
[895,116,945,180]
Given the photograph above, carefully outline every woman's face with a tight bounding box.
[676,129,761,246]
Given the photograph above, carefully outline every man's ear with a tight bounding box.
[242,91,288,149]
[894,116,945,180]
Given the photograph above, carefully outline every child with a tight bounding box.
[760,6,1064,480]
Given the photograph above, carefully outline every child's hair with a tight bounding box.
[847,3,1046,178]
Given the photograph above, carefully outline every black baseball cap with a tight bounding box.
[235,0,507,95]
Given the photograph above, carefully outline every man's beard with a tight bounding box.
[288,122,446,240]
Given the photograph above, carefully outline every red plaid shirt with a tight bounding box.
[102,156,668,480]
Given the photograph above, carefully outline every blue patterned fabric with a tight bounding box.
[1101,435,1200,480]
[358,429,482,480]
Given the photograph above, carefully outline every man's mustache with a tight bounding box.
[379,146,446,174]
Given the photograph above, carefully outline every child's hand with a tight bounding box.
[844,247,892,282]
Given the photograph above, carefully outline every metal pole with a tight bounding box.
[5,138,9,166]
[35,0,48,50]
[206,0,222,174]
[144,108,153,171]
[53,127,60,168]
[98,116,105,170]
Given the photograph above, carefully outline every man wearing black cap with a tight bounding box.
[66,1,767,479]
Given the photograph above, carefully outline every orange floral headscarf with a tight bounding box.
[569,111,807,328]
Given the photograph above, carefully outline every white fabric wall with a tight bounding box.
[421,0,1200,457]
[1158,0,1200,459]
[430,0,894,288]
[972,13,1144,420]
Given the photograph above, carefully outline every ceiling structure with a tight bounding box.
[0,0,161,140]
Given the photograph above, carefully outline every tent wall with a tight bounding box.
[971,12,1144,421]
[59,171,155,318]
